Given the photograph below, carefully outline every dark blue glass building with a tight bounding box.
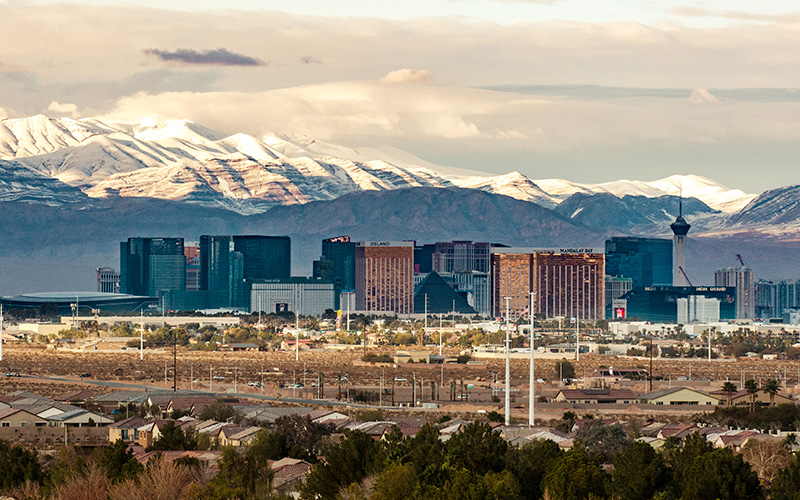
[605,236,672,288]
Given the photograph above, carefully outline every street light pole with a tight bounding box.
[529,291,535,427]
[139,310,143,361]
[504,296,511,426]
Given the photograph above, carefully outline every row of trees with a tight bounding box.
[298,421,786,500]
[0,414,337,499]
[7,418,800,499]
[300,421,800,500]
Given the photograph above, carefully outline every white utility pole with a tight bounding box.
[0,303,4,362]
[190,363,194,391]
[439,312,443,356]
[576,313,580,362]
[708,329,712,362]
[504,296,511,426]
[529,291,535,427]
[210,365,213,392]
[139,310,144,360]
[424,293,428,341]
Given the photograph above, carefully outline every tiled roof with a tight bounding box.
[558,389,637,401]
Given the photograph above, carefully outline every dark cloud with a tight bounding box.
[144,48,265,66]
[301,56,322,64]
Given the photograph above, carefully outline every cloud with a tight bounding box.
[144,48,265,66]
[381,69,437,84]
[689,88,721,104]
[47,100,79,117]
[666,6,800,24]
[300,56,322,64]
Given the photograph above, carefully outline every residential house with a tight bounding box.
[53,390,95,408]
[46,408,113,427]
[108,417,151,443]
[638,387,718,406]
[551,389,637,404]
[270,457,312,494]
[708,389,794,407]
[0,408,48,428]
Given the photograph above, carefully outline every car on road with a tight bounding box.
[286,383,304,389]
[5,372,20,377]
[80,373,92,378]
[248,381,263,387]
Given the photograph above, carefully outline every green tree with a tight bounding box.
[745,379,759,412]
[722,381,737,407]
[764,379,781,407]
[372,463,419,500]
[151,420,197,451]
[101,439,144,484]
[271,414,335,462]
[555,359,575,381]
[406,424,445,485]
[771,452,800,500]
[0,440,45,490]
[662,432,714,495]
[301,430,383,500]
[541,449,609,500]
[506,438,562,500]
[574,420,631,463]
[612,441,670,500]
[445,421,508,476]
[198,399,243,423]
[680,447,763,500]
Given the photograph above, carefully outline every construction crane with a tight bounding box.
[678,266,694,286]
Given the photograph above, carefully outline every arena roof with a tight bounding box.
[0,292,157,313]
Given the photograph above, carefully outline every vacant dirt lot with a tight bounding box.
[1,343,798,398]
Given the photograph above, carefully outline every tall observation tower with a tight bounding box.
[671,198,691,286]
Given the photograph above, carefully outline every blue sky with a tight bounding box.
[2,0,800,191]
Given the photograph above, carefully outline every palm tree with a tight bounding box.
[784,433,797,451]
[744,379,759,412]
[764,379,781,407]
[722,381,737,408]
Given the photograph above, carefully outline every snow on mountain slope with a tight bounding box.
[599,174,756,213]
[85,150,451,214]
[453,171,557,208]
[534,174,754,213]
[725,185,800,229]
[534,178,608,201]
[0,114,762,220]
[0,115,112,159]
[0,159,87,204]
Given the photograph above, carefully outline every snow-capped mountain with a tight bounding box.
[0,115,452,213]
[452,171,558,208]
[0,159,87,205]
[597,174,756,213]
[725,185,800,229]
[0,114,769,225]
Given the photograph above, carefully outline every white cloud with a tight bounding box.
[47,100,79,117]
[380,69,437,84]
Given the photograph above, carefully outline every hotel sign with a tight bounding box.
[357,241,414,247]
